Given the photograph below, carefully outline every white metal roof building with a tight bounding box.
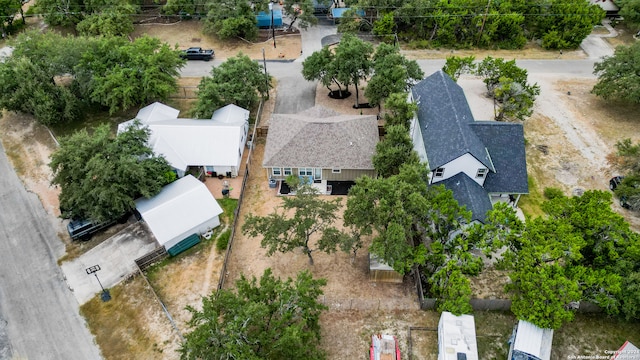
[438,312,479,360]
[135,175,223,252]
[119,102,250,177]
[507,320,553,360]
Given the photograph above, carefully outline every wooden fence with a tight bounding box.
[169,86,198,99]
[216,100,263,291]
[134,246,169,271]
[414,267,603,313]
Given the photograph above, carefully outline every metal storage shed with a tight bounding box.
[438,311,479,360]
[507,320,553,360]
[135,175,223,254]
[369,254,403,283]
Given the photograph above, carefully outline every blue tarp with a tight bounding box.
[331,7,365,18]
[256,10,283,28]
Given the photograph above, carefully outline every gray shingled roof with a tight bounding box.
[470,122,529,194]
[263,106,378,169]
[411,71,494,171]
[440,173,494,223]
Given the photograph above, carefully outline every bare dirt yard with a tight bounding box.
[131,20,302,61]
[3,22,640,359]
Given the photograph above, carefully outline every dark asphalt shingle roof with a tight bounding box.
[470,122,529,194]
[439,172,494,223]
[263,106,378,169]
[411,70,494,171]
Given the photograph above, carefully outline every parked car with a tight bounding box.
[179,47,214,61]
[610,175,624,191]
[67,218,116,240]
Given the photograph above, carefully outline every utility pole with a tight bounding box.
[269,2,276,49]
[477,0,491,46]
[262,48,269,100]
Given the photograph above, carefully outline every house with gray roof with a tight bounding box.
[263,106,378,194]
[410,71,528,222]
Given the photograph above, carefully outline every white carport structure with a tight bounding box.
[135,175,223,253]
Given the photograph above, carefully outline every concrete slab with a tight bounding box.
[61,222,158,304]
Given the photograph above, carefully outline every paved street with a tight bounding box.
[0,141,102,359]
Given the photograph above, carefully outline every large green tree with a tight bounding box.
[50,122,174,221]
[618,0,640,30]
[381,92,418,129]
[180,268,327,360]
[202,0,258,40]
[0,0,23,37]
[242,185,356,265]
[372,125,419,178]
[345,162,522,315]
[75,36,184,114]
[302,46,349,97]
[592,42,640,104]
[193,53,269,118]
[501,190,640,328]
[364,43,423,108]
[0,31,91,125]
[333,33,374,108]
[475,56,540,121]
[35,0,138,36]
[0,56,80,125]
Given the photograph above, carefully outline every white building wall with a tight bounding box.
[410,116,429,164]
[164,216,220,250]
[429,153,487,185]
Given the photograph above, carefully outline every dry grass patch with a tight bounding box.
[132,21,302,60]
[401,41,585,60]
[80,275,181,360]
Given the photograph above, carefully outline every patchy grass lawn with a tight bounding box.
[80,276,181,360]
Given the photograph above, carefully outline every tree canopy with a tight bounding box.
[340,0,603,50]
[333,34,374,108]
[35,0,138,36]
[592,42,640,104]
[618,0,640,31]
[0,0,24,37]
[500,189,640,328]
[242,185,358,265]
[50,122,175,221]
[373,124,419,178]
[0,32,184,124]
[448,56,540,121]
[193,53,269,118]
[364,43,423,108]
[180,268,327,360]
[344,162,521,315]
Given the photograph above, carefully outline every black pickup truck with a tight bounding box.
[180,47,215,61]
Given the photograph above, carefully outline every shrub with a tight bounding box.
[216,229,231,252]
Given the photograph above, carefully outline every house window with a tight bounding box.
[272,167,282,176]
[299,168,313,176]
[332,168,341,173]
[434,168,445,177]
[476,168,487,178]
[284,168,292,176]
